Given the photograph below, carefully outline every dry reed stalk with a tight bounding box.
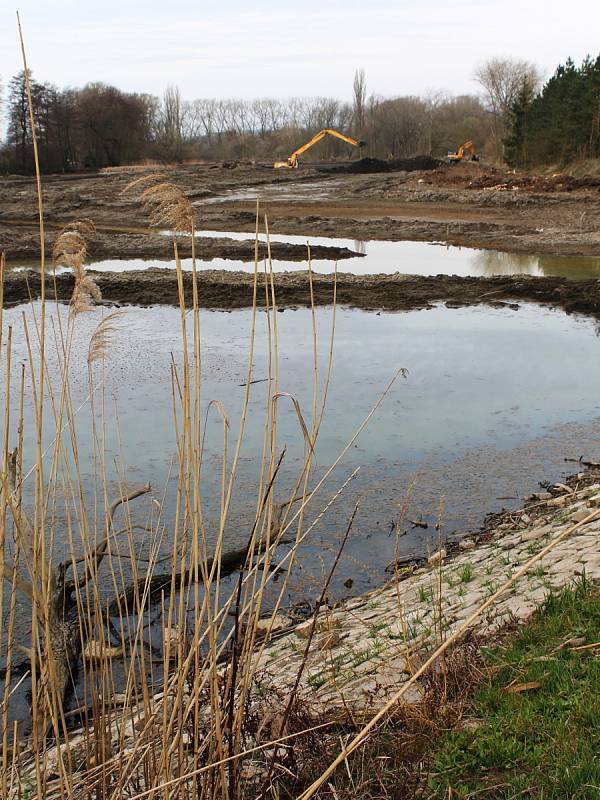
[110,215,371,799]
[434,496,446,646]
[1,134,406,800]
[123,177,194,232]
[87,312,125,367]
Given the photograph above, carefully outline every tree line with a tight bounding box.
[0,72,157,173]
[10,53,596,175]
[505,54,600,167]
[0,69,499,174]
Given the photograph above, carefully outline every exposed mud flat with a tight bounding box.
[3,160,600,261]
[5,267,600,319]
[0,222,359,263]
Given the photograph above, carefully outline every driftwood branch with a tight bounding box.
[1,560,35,603]
[1,477,153,737]
[107,493,297,617]
[61,483,152,592]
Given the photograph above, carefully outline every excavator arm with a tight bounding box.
[275,129,364,168]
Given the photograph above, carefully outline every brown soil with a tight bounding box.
[0,222,359,264]
[6,268,600,321]
[2,159,600,264]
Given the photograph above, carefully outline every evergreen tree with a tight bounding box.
[505,54,600,166]
[505,77,535,167]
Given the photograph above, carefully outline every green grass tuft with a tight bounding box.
[427,578,600,799]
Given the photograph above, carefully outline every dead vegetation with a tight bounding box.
[122,175,195,231]
[52,219,101,313]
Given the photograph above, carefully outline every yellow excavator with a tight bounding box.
[447,140,479,162]
[274,129,365,168]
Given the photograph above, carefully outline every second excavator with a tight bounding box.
[447,141,479,162]
[274,129,365,168]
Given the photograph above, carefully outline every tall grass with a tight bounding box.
[0,52,391,795]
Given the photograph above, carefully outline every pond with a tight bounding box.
[2,299,600,607]
[4,298,600,733]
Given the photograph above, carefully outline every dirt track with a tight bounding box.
[6,268,600,321]
[2,160,600,263]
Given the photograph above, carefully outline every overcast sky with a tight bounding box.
[1,1,599,103]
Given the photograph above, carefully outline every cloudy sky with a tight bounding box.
[1,0,598,102]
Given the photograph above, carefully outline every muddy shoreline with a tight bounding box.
[3,161,600,261]
[0,221,359,263]
[5,268,600,319]
[212,211,598,258]
[19,464,600,790]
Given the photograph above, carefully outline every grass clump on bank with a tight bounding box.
[288,580,600,800]
[427,578,600,799]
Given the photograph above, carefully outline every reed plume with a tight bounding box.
[87,311,125,366]
[52,219,101,314]
[122,177,194,231]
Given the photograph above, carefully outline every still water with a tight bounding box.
[10,230,600,278]
[2,300,600,601]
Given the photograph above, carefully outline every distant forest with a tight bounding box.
[0,53,598,174]
[505,55,600,167]
[0,70,492,174]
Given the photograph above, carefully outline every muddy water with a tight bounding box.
[200,180,337,204]
[191,231,600,277]
[3,300,600,606]
[193,230,600,278]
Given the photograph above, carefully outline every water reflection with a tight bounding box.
[473,249,600,278]
[9,229,600,279]
[3,300,600,600]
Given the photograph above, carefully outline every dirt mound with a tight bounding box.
[320,156,442,174]
[469,173,600,193]
[421,163,500,187]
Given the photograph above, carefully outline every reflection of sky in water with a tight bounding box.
[5,298,600,732]
[10,230,600,278]
[6,296,600,731]
[3,300,600,595]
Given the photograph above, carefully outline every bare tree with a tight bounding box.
[423,90,446,155]
[158,84,185,161]
[353,68,367,136]
[474,57,543,158]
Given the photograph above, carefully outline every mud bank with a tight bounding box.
[0,222,359,263]
[6,268,600,319]
[4,161,600,259]
[209,200,600,258]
